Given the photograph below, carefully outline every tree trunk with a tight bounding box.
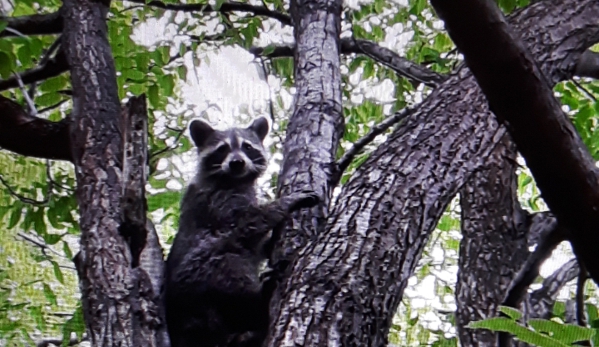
[267,0,344,344]
[268,1,599,345]
[456,135,530,347]
[62,0,165,344]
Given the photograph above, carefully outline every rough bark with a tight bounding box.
[456,142,570,347]
[0,95,72,161]
[121,95,169,347]
[266,0,344,344]
[61,0,141,344]
[269,1,599,346]
[456,135,531,347]
[430,0,599,284]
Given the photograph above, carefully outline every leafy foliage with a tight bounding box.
[470,306,597,347]
[1,0,598,345]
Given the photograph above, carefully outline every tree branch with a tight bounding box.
[334,106,414,185]
[0,49,69,92]
[124,0,291,25]
[529,258,580,314]
[502,214,567,308]
[250,38,448,87]
[0,174,50,205]
[430,0,599,286]
[0,11,62,37]
[249,45,293,58]
[575,50,599,79]
[0,95,72,161]
[342,39,447,87]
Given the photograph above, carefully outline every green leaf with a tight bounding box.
[43,233,61,245]
[39,75,69,93]
[158,74,175,96]
[498,0,517,12]
[0,21,7,33]
[409,0,427,15]
[17,44,32,67]
[36,93,63,108]
[214,0,226,10]
[51,261,64,284]
[469,317,569,347]
[499,306,522,320]
[62,305,85,346]
[528,319,595,344]
[128,83,147,95]
[43,283,58,306]
[0,51,15,79]
[147,191,182,211]
[29,306,46,331]
[177,65,188,81]
[148,84,160,109]
[32,207,47,236]
[262,45,275,56]
[7,206,22,229]
[62,241,73,260]
[123,68,146,81]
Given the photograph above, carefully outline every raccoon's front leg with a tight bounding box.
[262,191,320,229]
[280,191,320,212]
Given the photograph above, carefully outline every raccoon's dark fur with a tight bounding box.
[164,117,318,347]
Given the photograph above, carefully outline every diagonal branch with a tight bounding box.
[0,95,72,161]
[0,10,62,37]
[575,50,599,79]
[430,0,599,286]
[123,0,291,25]
[342,39,447,87]
[250,38,448,87]
[0,49,69,92]
[502,213,567,308]
[334,106,414,185]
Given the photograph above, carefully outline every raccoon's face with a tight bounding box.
[189,117,269,185]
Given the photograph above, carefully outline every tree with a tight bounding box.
[0,0,598,346]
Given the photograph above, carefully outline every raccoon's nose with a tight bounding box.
[229,159,245,173]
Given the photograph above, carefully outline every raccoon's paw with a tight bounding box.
[286,191,320,212]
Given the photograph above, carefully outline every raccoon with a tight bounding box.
[164,116,319,347]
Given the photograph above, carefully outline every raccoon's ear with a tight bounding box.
[189,120,215,148]
[248,116,269,142]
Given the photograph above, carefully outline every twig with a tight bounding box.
[123,0,292,26]
[17,232,61,257]
[28,36,62,100]
[46,160,74,192]
[149,126,185,159]
[0,174,49,205]
[38,99,68,115]
[334,107,414,184]
[572,79,597,102]
[13,71,37,115]
[502,222,567,308]
[4,27,26,37]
